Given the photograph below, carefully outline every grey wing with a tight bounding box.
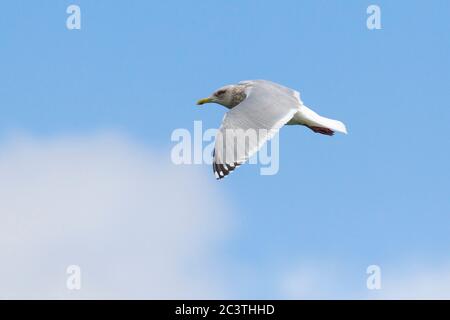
[213,81,300,179]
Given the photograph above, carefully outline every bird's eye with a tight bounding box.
[215,90,226,96]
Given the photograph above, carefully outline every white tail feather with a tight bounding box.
[298,105,348,134]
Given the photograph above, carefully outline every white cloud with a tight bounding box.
[379,263,450,299]
[279,260,450,299]
[0,132,232,299]
[279,261,352,300]
[3,132,449,300]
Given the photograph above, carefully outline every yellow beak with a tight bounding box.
[196,97,213,105]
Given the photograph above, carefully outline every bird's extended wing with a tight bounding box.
[213,80,299,179]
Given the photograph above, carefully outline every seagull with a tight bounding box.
[197,80,347,180]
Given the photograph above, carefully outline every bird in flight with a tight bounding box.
[197,80,347,180]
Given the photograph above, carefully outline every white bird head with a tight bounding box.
[196,84,245,109]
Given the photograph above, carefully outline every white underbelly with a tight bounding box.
[286,110,310,126]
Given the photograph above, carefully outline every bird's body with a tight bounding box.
[197,80,347,179]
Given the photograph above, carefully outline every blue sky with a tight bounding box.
[1,1,450,299]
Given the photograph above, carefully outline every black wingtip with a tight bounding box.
[213,162,241,180]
